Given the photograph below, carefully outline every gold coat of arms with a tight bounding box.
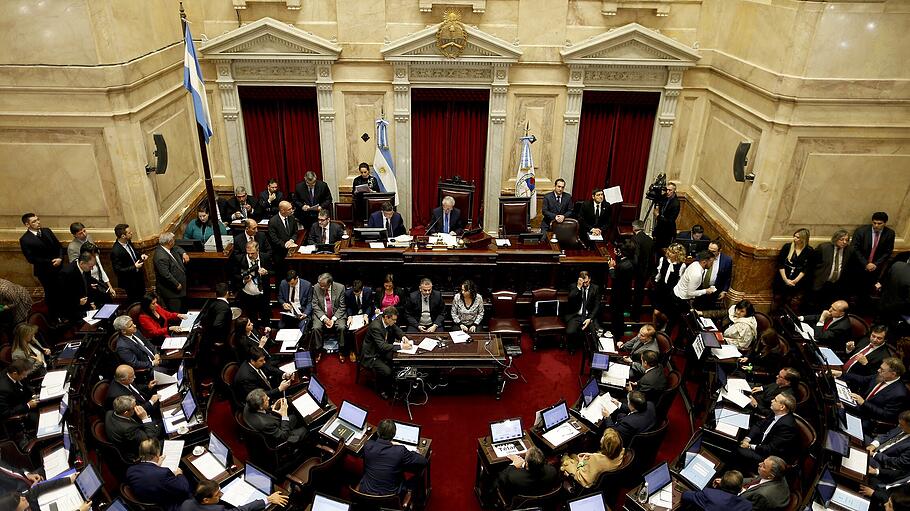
[436,11,467,58]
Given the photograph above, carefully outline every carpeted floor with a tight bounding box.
[207,332,695,510]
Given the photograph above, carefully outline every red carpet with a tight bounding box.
[208,333,694,509]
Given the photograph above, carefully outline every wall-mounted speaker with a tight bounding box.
[145,133,168,175]
[732,141,753,182]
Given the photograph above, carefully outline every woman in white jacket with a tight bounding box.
[699,299,758,350]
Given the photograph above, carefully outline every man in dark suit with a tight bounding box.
[311,273,348,361]
[180,478,287,511]
[427,195,464,235]
[0,461,87,511]
[113,315,160,372]
[681,470,752,511]
[739,456,790,511]
[853,212,896,307]
[368,201,407,237]
[111,223,148,304]
[748,367,800,417]
[266,201,299,278]
[578,188,611,243]
[221,186,261,223]
[242,388,308,448]
[843,358,909,425]
[258,179,284,219]
[203,283,232,346]
[694,241,733,311]
[294,171,333,228]
[125,438,191,511]
[631,350,667,404]
[799,300,852,350]
[19,212,65,320]
[564,271,601,352]
[603,391,656,445]
[607,240,636,339]
[867,410,910,483]
[363,307,410,400]
[346,280,374,319]
[58,251,96,323]
[830,325,891,378]
[105,395,161,462]
[811,230,854,309]
[540,178,574,234]
[360,419,427,496]
[406,278,445,333]
[0,360,38,443]
[153,233,189,313]
[652,182,680,249]
[232,219,271,263]
[230,241,272,328]
[305,209,344,246]
[631,220,655,317]
[277,270,312,331]
[233,347,291,405]
[495,446,560,502]
[107,365,160,416]
[676,224,710,243]
[878,260,910,327]
[736,393,799,464]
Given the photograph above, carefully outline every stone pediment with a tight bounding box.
[561,23,698,67]
[200,17,341,61]
[382,23,521,63]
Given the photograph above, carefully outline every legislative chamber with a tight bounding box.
[0,1,908,511]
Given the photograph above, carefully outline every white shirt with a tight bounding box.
[674,262,710,299]
[706,257,720,286]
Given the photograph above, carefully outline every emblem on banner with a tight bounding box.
[436,10,467,58]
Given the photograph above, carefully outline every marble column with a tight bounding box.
[315,62,338,191]
[483,64,510,232]
[392,63,412,226]
[214,61,251,191]
[559,65,586,194]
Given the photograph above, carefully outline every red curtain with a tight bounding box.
[573,91,659,209]
[411,88,489,226]
[239,86,322,197]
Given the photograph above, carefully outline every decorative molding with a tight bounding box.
[381,20,521,64]
[602,0,703,17]
[561,22,700,68]
[200,17,342,62]
[408,66,492,81]
[233,0,302,10]
[419,0,486,13]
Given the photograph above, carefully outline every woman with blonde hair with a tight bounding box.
[560,427,625,488]
[773,228,814,311]
[11,323,50,378]
[652,243,687,331]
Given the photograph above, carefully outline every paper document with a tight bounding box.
[40,371,68,401]
[588,234,604,241]
[368,242,385,249]
[221,478,266,508]
[161,440,184,472]
[493,441,527,458]
[158,384,180,402]
[715,408,751,428]
[397,343,419,355]
[798,322,814,340]
[348,314,367,331]
[835,380,857,405]
[292,393,321,418]
[600,363,631,387]
[842,447,868,474]
[542,422,580,446]
[603,186,623,205]
[83,311,101,325]
[154,370,178,385]
[711,344,742,359]
[581,394,617,424]
[720,388,752,408]
[726,378,752,393]
[819,347,844,366]
[279,361,295,374]
[599,336,616,353]
[279,339,298,353]
[715,421,740,436]
[179,312,200,331]
[417,338,438,351]
[649,486,672,508]
[275,329,302,342]
[495,239,511,247]
[449,330,470,343]
[190,452,226,479]
[161,337,188,350]
[37,409,63,438]
[692,337,705,359]
[698,317,718,331]
[43,447,70,480]
[297,245,316,254]
[832,486,870,511]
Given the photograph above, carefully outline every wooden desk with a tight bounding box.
[287,387,337,428]
[529,417,591,455]
[317,416,376,455]
[623,474,691,511]
[394,333,507,398]
[182,450,241,484]
[473,432,536,508]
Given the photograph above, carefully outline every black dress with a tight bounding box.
[772,243,815,297]
[652,257,683,314]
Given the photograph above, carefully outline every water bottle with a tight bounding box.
[638,482,649,504]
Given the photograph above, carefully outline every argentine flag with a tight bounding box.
[183,24,213,143]
[372,117,399,206]
[515,135,537,218]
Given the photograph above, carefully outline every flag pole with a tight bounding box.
[181,2,222,253]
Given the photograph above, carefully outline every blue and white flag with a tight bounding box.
[515,135,537,218]
[183,24,213,143]
[372,117,398,206]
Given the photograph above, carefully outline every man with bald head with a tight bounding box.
[233,218,271,263]
[106,364,160,416]
[799,299,852,350]
[267,200,299,277]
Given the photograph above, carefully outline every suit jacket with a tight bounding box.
[843,337,889,377]
[266,213,298,262]
[0,373,32,420]
[803,314,852,348]
[258,189,283,219]
[359,438,427,495]
[231,232,272,262]
[204,298,232,345]
[233,361,284,402]
[0,459,74,506]
[496,463,561,501]
[367,211,407,236]
[427,207,465,235]
[681,488,753,511]
[362,317,402,364]
[746,413,798,459]
[19,228,64,278]
[312,282,346,323]
[230,253,273,297]
[180,498,266,511]
[872,426,910,472]
[126,461,192,511]
[107,380,156,416]
[116,332,158,370]
[636,367,668,403]
[843,374,909,423]
[105,410,160,461]
[751,383,792,417]
[714,253,734,292]
[222,197,261,222]
[111,241,145,292]
[541,192,574,231]
[243,405,301,446]
[565,284,601,321]
[812,242,855,290]
[405,290,445,330]
[183,220,227,242]
[632,230,656,279]
[305,221,344,245]
[578,200,611,234]
[58,260,90,321]
[852,225,896,270]
[294,180,333,211]
[653,195,680,241]
[154,246,188,299]
[740,478,789,511]
[612,402,656,446]
[346,287,374,318]
[278,278,312,318]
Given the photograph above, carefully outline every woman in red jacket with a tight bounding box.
[137,291,187,344]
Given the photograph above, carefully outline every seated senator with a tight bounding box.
[451,279,484,332]
[231,317,269,362]
[11,323,50,379]
[405,278,445,333]
[736,393,798,465]
[368,201,407,237]
[232,347,291,404]
[699,300,758,350]
[560,428,625,489]
[359,419,427,496]
[617,323,658,364]
[427,195,464,235]
[242,388,308,447]
[602,390,656,446]
[842,357,908,426]
[578,188,611,239]
[137,291,187,345]
[182,204,227,242]
[180,478,287,511]
[496,446,560,502]
[105,395,161,462]
[126,438,192,511]
[681,470,752,511]
[305,209,344,245]
[373,273,406,319]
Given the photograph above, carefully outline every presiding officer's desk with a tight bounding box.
[393,333,508,398]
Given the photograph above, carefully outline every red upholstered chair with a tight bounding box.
[126,302,142,325]
[91,380,110,412]
[551,218,585,249]
[498,196,531,236]
[496,483,563,511]
[438,177,476,228]
[333,202,355,228]
[364,192,396,226]
[350,483,413,511]
[488,291,523,345]
[285,440,345,503]
[847,314,870,340]
[529,288,566,351]
[754,311,773,335]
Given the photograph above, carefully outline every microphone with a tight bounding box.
[425,214,440,235]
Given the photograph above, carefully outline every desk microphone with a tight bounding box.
[424,215,440,236]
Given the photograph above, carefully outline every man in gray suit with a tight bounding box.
[311,273,347,362]
[153,233,188,312]
[739,456,790,511]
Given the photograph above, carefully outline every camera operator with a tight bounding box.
[652,181,680,250]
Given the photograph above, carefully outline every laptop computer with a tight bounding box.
[568,493,607,511]
[541,401,571,432]
[391,421,421,452]
[312,493,351,511]
[328,401,368,442]
[591,353,610,371]
[700,331,722,348]
[209,433,231,468]
[825,430,850,456]
[644,462,672,496]
[37,463,103,511]
[221,463,273,508]
[92,303,119,320]
[106,498,129,511]
[295,351,314,370]
[163,389,200,434]
[308,376,326,406]
[490,417,527,456]
[580,377,599,407]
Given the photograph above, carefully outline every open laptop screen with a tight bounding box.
[312,493,351,511]
[568,493,606,511]
[295,351,313,370]
[591,353,610,370]
[93,304,119,320]
[176,362,185,386]
[308,376,325,405]
[209,433,230,467]
[338,401,367,430]
[490,418,523,443]
[644,462,672,496]
[581,378,599,406]
[245,463,272,496]
[542,402,569,430]
[181,390,197,421]
[392,422,420,445]
[76,464,103,501]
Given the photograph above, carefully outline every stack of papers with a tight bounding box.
[161,337,188,350]
[191,452,226,479]
[495,239,511,247]
[39,370,69,401]
[449,330,470,343]
[580,394,618,424]
[599,336,616,353]
[711,344,742,359]
[37,409,63,438]
[43,446,70,479]
[275,329,302,342]
[600,363,631,387]
[347,314,368,331]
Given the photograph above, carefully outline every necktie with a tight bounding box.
[823,318,833,331]
[36,230,42,239]
[581,288,587,316]
[702,266,713,288]
[324,226,329,244]
[830,248,842,282]
[250,260,259,285]
[309,187,315,205]
[880,433,908,452]
[870,230,880,261]
[444,212,449,233]
[386,218,392,237]
[290,285,296,305]
[867,382,886,400]
[326,292,333,317]
[128,384,146,402]
[255,367,270,388]
[595,204,600,218]
[556,195,561,207]
[843,344,874,371]
[126,243,137,262]
[284,216,289,234]
[357,294,362,311]
[132,335,154,361]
